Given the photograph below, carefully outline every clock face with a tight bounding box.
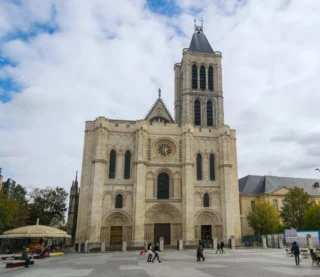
[154,139,176,160]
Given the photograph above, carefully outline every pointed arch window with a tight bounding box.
[109,150,116,179]
[208,66,214,91]
[115,194,123,208]
[124,151,131,179]
[200,65,206,90]
[157,172,169,199]
[210,154,215,181]
[204,193,209,207]
[197,154,202,180]
[192,64,198,89]
[207,101,213,127]
[194,100,201,126]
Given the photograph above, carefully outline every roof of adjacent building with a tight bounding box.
[239,175,320,196]
[189,31,214,54]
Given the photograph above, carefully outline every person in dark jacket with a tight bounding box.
[152,244,161,263]
[21,247,30,268]
[197,244,205,261]
[291,241,300,266]
[220,241,225,254]
[216,243,221,254]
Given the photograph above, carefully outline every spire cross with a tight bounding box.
[158,88,161,98]
[194,16,204,33]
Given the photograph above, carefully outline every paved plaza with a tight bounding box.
[1,248,319,277]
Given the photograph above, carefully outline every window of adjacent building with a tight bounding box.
[200,65,206,90]
[197,154,202,180]
[115,194,123,208]
[157,172,169,199]
[208,66,214,91]
[273,199,278,211]
[207,101,213,127]
[192,64,198,89]
[124,151,131,179]
[204,193,209,207]
[209,154,215,181]
[194,100,201,126]
[251,200,255,212]
[109,150,116,179]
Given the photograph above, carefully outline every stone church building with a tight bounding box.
[75,21,241,247]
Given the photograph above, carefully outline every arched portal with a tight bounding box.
[145,203,182,245]
[194,210,222,243]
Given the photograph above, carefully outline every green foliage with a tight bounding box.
[303,203,320,230]
[280,187,311,229]
[28,187,68,227]
[246,201,282,235]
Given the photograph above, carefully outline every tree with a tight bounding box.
[280,187,311,229]
[28,187,68,227]
[303,203,320,230]
[246,201,282,235]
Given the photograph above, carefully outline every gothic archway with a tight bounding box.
[194,210,222,242]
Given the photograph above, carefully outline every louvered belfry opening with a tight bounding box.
[208,66,213,91]
[207,101,213,127]
[194,100,201,126]
[200,65,206,90]
[197,154,202,180]
[210,154,215,181]
[124,151,131,179]
[192,64,198,89]
[109,150,116,179]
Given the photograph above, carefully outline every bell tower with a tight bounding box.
[174,18,224,128]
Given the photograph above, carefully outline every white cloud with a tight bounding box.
[0,0,320,193]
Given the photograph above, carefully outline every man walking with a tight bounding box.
[291,241,300,266]
[152,243,161,263]
[220,241,225,254]
[216,243,221,254]
[197,243,205,261]
[21,247,30,268]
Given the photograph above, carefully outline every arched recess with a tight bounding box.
[196,153,202,180]
[154,168,174,199]
[109,150,116,179]
[103,192,113,211]
[124,151,131,179]
[211,192,221,207]
[192,64,198,89]
[157,172,169,199]
[126,191,133,209]
[203,193,210,207]
[115,194,123,208]
[208,66,214,91]
[200,65,206,90]
[144,203,183,245]
[173,171,182,198]
[194,192,202,207]
[101,211,132,245]
[207,101,213,127]
[194,100,201,126]
[146,171,155,199]
[194,210,222,242]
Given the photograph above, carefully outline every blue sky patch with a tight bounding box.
[147,0,181,17]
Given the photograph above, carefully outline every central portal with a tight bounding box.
[154,223,170,245]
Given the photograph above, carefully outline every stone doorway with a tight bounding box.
[201,225,212,240]
[154,223,170,245]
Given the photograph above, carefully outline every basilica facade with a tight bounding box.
[75,22,241,247]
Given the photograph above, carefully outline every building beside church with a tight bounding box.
[75,20,241,247]
[239,175,320,236]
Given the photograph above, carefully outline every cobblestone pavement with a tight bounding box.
[1,248,319,277]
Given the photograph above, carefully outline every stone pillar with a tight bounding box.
[160,237,164,251]
[132,127,147,247]
[116,151,124,179]
[144,242,148,251]
[278,235,283,249]
[213,237,217,250]
[203,154,209,181]
[101,242,105,253]
[77,243,81,253]
[307,234,314,250]
[178,239,183,251]
[230,236,235,250]
[122,241,127,252]
[85,241,89,253]
[262,235,267,249]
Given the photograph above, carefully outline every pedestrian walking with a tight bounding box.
[291,241,300,266]
[220,241,225,254]
[216,243,221,254]
[147,243,153,262]
[152,243,161,263]
[197,243,205,261]
[21,247,30,268]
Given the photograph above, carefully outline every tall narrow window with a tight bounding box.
[273,199,278,211]
[200,65,206,90]
[109,150,116,179]
[115,194,123,208]
[124,151,131,179]
[209,154,215,181]
[192,64,198,89]
[207,101,213,127]
[251,201,255,212]
[208,66,214,91]
[197,154,202,180]
[157,172,169,199]
[194,100,201,126]
[204,193,209,207]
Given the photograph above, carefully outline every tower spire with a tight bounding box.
[158,88,161,99]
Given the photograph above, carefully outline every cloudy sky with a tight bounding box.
[1,0,320,191]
